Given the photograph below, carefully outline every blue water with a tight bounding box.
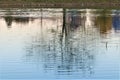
[0,8,120,80]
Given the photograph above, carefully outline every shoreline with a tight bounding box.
[0,3,120,8]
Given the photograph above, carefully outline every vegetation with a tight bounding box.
[0,0,120,8]
[0,0,120,3]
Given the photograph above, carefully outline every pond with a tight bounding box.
[0,8,120,80]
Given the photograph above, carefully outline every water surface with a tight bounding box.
[0,8,120,80]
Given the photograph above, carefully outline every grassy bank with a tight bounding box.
[0,0,120,3]
[0,0,120,8]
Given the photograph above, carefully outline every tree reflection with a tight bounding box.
[4,16,31,27]
[4,16,13,27]
[13,17,30,24]
[59,9,98,76]
[96,10,112,34]
[24,9,99,78]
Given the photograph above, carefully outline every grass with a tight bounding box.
[0,0,120,8]
[0,0,120,3]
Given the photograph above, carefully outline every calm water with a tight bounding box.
[0,8,120,80]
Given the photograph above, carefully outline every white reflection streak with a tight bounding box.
[85,9,94,28]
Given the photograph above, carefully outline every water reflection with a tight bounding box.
[113,11,120,32]
[24,9,100,77]
[96,10,112,34]
[67,10,82,30]
[4,16,32,27]
[4,16,13,27]
[0,8,119,79]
